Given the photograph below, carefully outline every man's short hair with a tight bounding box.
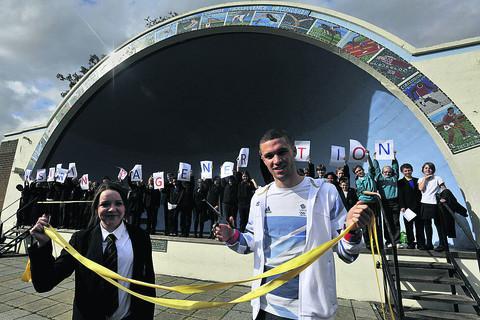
[259,129,295,150]
[400,163,413,172]
[316,164,326,171]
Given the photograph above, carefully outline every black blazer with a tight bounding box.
[343,188,358,211]
[398,177,421,213]
[29,223,155,320]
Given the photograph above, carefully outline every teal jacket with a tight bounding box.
[355,156,377,203]
[373,158,399,200]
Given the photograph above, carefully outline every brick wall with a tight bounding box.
[0,139,18,214]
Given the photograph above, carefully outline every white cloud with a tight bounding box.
[0,0,478,141]
[5,81,39,96]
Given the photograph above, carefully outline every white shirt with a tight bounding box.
[100,222,133,320]
[229,178,361,320]
[419,175,444,204]
[261,178,310,319]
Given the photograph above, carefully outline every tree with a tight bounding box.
[57,54,105,97]
[144,11,178,28]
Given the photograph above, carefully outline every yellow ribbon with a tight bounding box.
[368,215,396,320]
[22,222,386,311]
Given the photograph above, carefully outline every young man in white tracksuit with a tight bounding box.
[215,129,372,320]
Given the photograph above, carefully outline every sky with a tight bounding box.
[1,0,479,140]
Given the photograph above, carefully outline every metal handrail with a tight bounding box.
[440,202,480,251]
[1,196,38,224]
[437,200,480,315]
[374,195,405,319]
[0,197,21,217]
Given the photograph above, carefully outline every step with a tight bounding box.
[405,309,480,319]
[402,290,477,304]
[389,260,453,270]
[397,274,464,285]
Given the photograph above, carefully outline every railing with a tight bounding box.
[373,196,405,319]
[0,196,38,225]
[0,197,21,218]
[437,200,480,315]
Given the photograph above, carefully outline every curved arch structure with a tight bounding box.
[27,2,480,233]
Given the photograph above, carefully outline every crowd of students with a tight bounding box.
[15,153,466,248]
[15,170,258,238]
[298,152,467,252]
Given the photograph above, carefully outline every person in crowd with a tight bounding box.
[222,176,238,226]
[144,177,160,235]
[193,178,209,238]
[206,177,223,237]
[45,182,62,228]
[438,187,468,240]
[325,172,337,184]
[339,177,358,211]
[372,152,400,248]
[68,178,83,229]
[127,175,145,228]
[179,180,194,237]
[16,180,33,227]
[237,171,257,233]
[29,182,48,227]
[316,164,327,179]
[161,173,175,236]
[336,164,350,185]
[214,129,371,320]
[101,176,111,184]
[167,177,183,236]
[304,161,315,178]
[398,163,424,249]
[353,151,380,249]
[59,178,74,229]
[79,181,96,229]
[28,182,155,319]
[326,172,348,210]
[418,162,447,251]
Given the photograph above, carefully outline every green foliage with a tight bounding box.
[56,54,105,97]
[144,11,178,28]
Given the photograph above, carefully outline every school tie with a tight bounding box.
[103,234,118,316]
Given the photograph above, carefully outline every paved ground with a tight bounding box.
[0,255,379,319]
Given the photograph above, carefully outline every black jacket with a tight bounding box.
[144,187,161,209]
[343,187,358,211]
[398,177,421,213]
[28,223,155,320]
[437,189,468,238]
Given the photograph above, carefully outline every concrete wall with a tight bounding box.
[1,127,45,231]
[409,49,480,243]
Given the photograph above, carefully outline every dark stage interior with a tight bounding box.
[44,31,384,182]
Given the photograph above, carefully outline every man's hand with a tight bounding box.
[345,201,373,230]
[30,214,51,247]
[214,217,235,242]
